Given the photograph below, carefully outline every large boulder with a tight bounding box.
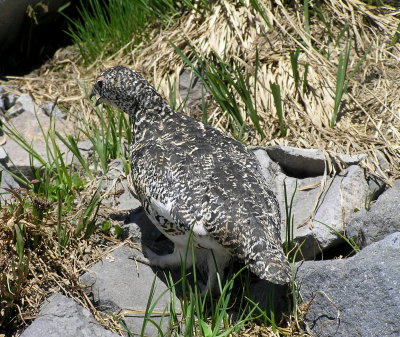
[1,91,74,178]
[296,232,400,337]
[80,246,180,336]
[347,179,400,248]
[20,293,119,337]
[253,147,369,259]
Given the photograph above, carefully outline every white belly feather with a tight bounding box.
[147,197,229,255]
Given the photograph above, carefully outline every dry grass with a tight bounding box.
[0,185,130,334]
[4,1,400,184]
[108,0,400,183]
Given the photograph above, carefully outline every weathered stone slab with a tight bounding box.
[347,179,400,248]
[80,246,179,337]
[253,148,369,259]
[6,93,36,118]
[2,99,74,177]
[296,232,400,337]
[256,145,366,177]
[40,101,66,119]
[20,293,119,337]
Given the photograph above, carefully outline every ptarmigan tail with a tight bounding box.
[245,243,291,285]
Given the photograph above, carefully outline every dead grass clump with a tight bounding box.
[3,1,400,183]
[0,187,121,334]
[117,0,399,183]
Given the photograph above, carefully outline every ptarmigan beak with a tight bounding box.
[89,87,104,106]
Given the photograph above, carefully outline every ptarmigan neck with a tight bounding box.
[129,91,175,143]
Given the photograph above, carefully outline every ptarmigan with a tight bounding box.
[90,65,291,292]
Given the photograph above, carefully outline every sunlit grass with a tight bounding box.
[330,39,351,128]
[63,0,211,65]
[172,42,265,140]
[0,99,132,331]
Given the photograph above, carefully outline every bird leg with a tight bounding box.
[133,244,231,296]
[128,248,152,266]
[202,250,231,296]
[142,244,194,269]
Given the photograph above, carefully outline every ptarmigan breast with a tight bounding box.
[90,66,291,291]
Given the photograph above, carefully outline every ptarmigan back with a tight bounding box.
[90,65,291,290]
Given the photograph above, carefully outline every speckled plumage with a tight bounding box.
[91,66,290,289]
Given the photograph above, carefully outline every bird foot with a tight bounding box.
[198,280,210,297]
[128,248,151,266]
[142,244,161,261]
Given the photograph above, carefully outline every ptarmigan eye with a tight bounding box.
[97,80,103,89]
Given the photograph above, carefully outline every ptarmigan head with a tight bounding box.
[90,66,160,115]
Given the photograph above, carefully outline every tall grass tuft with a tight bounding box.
[65,0,178,64]
[64,0,212,65]
[330,39,351,127]
[172,43,265,140]
[270,82,287,137]
[78,105,132,175]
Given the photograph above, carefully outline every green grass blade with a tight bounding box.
[269,82,287,137]
[303,0,310,41]
[314,219,360,253]
[330,39,351,128]
[290,48,301,90]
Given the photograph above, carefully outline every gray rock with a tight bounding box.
[40,101,66,119]
[103,178,141,213]
[77,139,93,152]
[301,165,368,256]
[80,246,179,336]
[296,232,400,337]
[100,159,141,214]
[253,149,369,259]
[252,149,283,195]
[20,293,119,337]
[366,176,385,201]
[0,163,19,203]
[6,93,37,117]
[0,146,7,162]
[2,107,74,177]
[347,179,400,248]
[375,149,391,174]
[179,68,207,109]
[122,209,162,243]
[260,145,366,177]
[2,91,18,110]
